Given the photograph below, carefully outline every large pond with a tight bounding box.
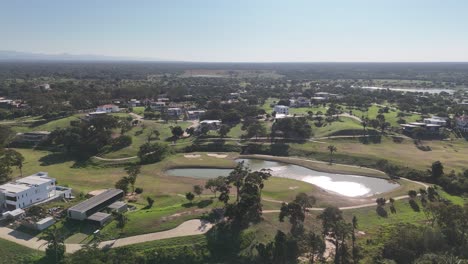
[165,159,399,197]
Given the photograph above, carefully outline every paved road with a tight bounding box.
[0,219,212,254]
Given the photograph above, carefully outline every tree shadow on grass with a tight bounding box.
[182,199,213,208]
[39,152,76,166]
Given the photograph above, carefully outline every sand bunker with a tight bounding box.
[207,153,228,158]
[288,186,299,190]
[184,154,201,158]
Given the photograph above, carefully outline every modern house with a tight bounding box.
[198,120,222,131]
[67,189,124,223]
[96,104,120,113]
[0,173,72,212]
[423,116,447,126]
[274,105,289,115]
[167,108,183,117]
[150,101,166,111]
[187,110,206,120]
[14,131,50,144]
[456,116,468,132]
[289,97,311,108]
[128,99,142,107]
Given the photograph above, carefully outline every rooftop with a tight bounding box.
[87,212,111,222]
[68,189,123,213]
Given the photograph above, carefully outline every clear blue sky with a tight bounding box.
[1,0,467,62]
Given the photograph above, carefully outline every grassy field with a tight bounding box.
[0,238,44,263]
[312,116,366,137]
[290,136,468,172]
[9,114,81,133]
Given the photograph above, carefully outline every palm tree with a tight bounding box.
[327,145,337,164]
[42,226,66,263]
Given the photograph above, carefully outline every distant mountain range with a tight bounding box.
[0,50,165,61]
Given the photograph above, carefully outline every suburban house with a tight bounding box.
[198,120,222,131]
[96,104,120,113]
[289,97,311,108]
[423,116,447,126]
[14,131,50,144]
[229,92,240,99]
[401,122,441,134]
[67,189,124,226]
[128,99,142,107]
[456,116,468,132]
[167,107,183,117]
[274,105,289,115]
[187,110,206,120]
[150,101,166,111]
[86,111,108,119]
[0,172,72,212]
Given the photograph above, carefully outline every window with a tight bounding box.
[6,196,17,202]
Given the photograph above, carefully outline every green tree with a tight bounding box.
[171,126,184,139]
[115,177,130,195]
[124,164,141,194]
[327,145,337,164]
[218,124,231,138]
[293,192,316,214]
[112,211,128,229]
[42,226,66,264]
[205,176,226,197]
[193,184,203,198]
[146,196,154,208]
[185,192,195,204]
[138,142,169,164]
[430,161,444,179]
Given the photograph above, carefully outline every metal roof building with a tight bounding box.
[67,189,123,221]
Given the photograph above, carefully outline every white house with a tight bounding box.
[150,101,166,111]
[198,120,222,131]
[167,108,183,117]
[187,110,206,120]
[96,104,119,113]
[274,105,289,115]
[0,172,72,212]
[128,99,141,107]
[423,116,447,126]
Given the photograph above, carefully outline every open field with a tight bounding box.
[348,105,421,127]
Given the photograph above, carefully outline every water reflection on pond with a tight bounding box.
[165,159,399,197]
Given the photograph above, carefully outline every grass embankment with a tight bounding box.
[0,238,44,263]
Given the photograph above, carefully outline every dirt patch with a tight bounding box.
[288,186,299,190]
[184,154,201,158]
[207,153,228,158]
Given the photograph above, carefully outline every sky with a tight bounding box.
[1,0,468,62]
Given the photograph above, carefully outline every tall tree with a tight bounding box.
[327,145,337,164]
[124,164,141,194]
[42,226,66,264]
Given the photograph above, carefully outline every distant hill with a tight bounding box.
[0,50,164,62]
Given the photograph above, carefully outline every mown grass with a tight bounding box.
[349,105,421,127]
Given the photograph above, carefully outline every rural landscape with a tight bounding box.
[1,1,468,264]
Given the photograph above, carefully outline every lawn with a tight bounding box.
[290,136,468,172]
[0,238,44,263]
[312,116,366,137]
[131,106,146,115]
[9,114,82,133]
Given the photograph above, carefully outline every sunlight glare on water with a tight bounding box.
[302,176,371,197]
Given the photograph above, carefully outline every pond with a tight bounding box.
[165,159,399,197]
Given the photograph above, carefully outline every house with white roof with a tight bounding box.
[0,172,71,212]
[96,104,119,113]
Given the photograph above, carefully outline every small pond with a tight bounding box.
[165,159,399,197]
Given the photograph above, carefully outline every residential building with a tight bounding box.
[314,92,339,99]
[167,107,183,117]
[128,99,141,107]
[14,131,50,144]
[0,172,72,212]
[198,120,222,131]
[150,101,166,111]
[423,116,447,126]
[274,105,289,115]
[290,97,310,107]
[456,116,468,132]
[96,104,120,113]
[187,110,206,120]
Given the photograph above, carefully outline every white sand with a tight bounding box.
[184,154,201,158]
[207,153,228,158]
